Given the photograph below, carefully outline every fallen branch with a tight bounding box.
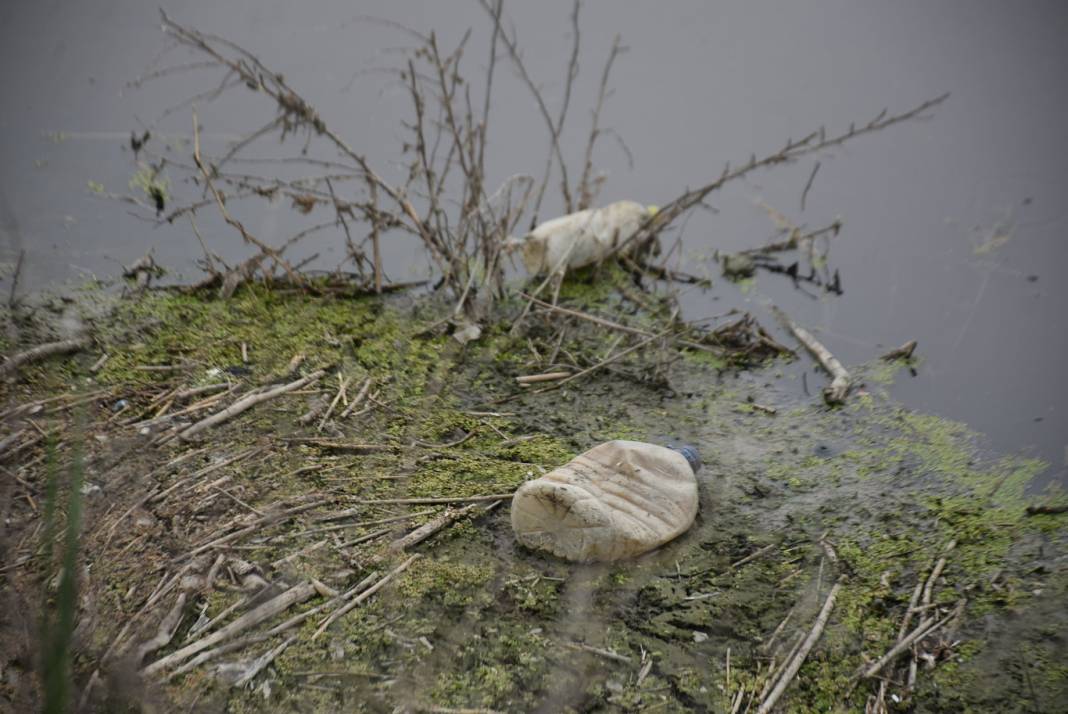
[854,604,961,684]
[231,634,296,688]
[564,641,632,664]
[757,576,844,714]
[516,371,571,385]
[312,554,419,640]
[353,494,512,506]
[772,306,851,404]
[177,369,325,441]
[135,592,188,664]
[383,502,490,555]
[1,335,92,378]
[142,580,319,676]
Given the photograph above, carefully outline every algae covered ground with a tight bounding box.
[1,278,1066,713]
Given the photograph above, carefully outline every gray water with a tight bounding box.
[1,0,1066,484]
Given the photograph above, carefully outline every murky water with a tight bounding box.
[1,0,1066,483]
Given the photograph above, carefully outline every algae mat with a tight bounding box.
[1,286,1065,713]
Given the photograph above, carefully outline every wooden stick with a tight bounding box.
[177,370,325,441]
[317,374,353,432]
[312,554,419,640]
[757,576,844,714]
[855,607,958,683]
[135,592,188,663]
[772,306,851,404]
[516,371,571,385]
[142,580,318,676]
[353,494,512,506]
[1,335,92,377]
[339,377,372,418]
[564,641,632,663]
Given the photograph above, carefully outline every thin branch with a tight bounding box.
[757,576,845,714]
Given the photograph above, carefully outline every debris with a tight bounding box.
[881,340,918,361]
[1,335,92,378]
[772,306,851,404]
[757,576,845,714]
[511,440,699,562]
[177,370,325,441]
[516,201,656,275]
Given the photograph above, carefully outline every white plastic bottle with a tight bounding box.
[518,201,658,275]
[510,440,700,562]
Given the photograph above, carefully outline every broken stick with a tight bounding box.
[772,306,851,404]
[142,580,318,676]
[1,335,92,378]
[757,576,844,714]
[177,369,325,441]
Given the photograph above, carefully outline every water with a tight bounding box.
[1,0,1066,483]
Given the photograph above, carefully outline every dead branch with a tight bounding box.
[142,580,319,676]
[772,306,851,404]
[177,370,325,441]
[312,554,419,640]
[564,641,632,664]
[1,335,92,378]
[135,592,188,664]
[578,34,625,210]
[800,161,821,212]
[757,576,845,714]
[855,604,961,684]
[616,93,949,257]
[477,0,574,218]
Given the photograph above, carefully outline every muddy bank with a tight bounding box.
[1,279,1066,713]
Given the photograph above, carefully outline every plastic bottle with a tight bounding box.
[510,440,701,562]
[518,201,658,275]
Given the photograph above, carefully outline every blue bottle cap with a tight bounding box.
[669,444,702,473]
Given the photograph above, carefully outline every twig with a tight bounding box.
[800,161,821,212]
[564,641,632,664]
[616,94,949,259]
[142,580,319,676]
[351,494,512,507]
[855,606,960,684]
[135,592,188,663]
[1,335,92,378]
[232,634,297,688]
[7,249,25,308]
[317,374,353,432]
[177,370,325,441]
[339,377,372,419]
[312,554,419,640]
[757,576,845,714]
[772,306,851,404]
[516,371,571,385]
[379,501,492,558]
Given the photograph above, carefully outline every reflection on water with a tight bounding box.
[1,0,1066,482]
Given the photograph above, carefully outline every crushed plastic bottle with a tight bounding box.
[510,440,700,562]
[518,201,658,275]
